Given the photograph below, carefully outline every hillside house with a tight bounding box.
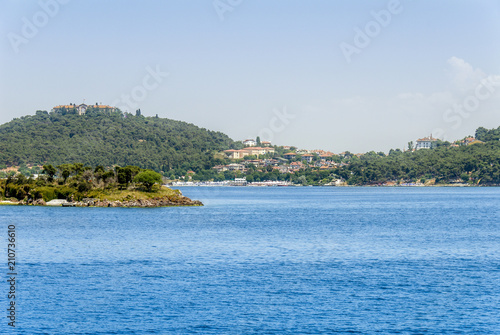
[224,146,275,159]
[416,135,438,149]
[302,154,314,163]
[462,137,483,146]
[52,103,117,115]
[243,139,257,147]
[224,149,249,159]
[284,152,297,160]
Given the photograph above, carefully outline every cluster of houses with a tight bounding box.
[452,136,483,147]
[217,138,370,174]
[282,151,335,163]
[216,142,344,174]
[213,158,344,175]
[216,133,482,176]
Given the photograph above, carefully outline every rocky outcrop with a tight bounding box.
[19,198,47,206]
[17,191,202,208]
[73,196,203,208]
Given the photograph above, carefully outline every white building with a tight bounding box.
[243,139,257,147]
[234,178,247,184]
[416,135,437,149]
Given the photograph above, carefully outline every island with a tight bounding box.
[0,164,203,208]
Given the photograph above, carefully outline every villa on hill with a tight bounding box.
[242,139,272,147]
[416,135,438,149]
[243,139,257,147]
[224,146,275,159]
[52,103,117,115]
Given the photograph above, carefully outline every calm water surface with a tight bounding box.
[1,187,499,334]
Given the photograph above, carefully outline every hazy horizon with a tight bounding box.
[1,1,499,153]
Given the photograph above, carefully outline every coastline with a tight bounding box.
[1,190,204,208]
[169,182,484,187]
[0,198,203,207]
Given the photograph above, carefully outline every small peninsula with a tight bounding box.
[0,164,202,208]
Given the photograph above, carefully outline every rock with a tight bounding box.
[33,199,46,206]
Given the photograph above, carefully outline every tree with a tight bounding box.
[133,170,162,191]
[256,136,261,146]
[475,127,489,141]
[116,166,141,188]
[57,164,73,183]
[94,166,105,173]
[72,163,84,175]
[408,141,414,151]
[42,164,57,182]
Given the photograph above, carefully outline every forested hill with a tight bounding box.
[0,110,236,172]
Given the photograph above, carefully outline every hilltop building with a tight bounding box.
[416,135,438,149]
[224,146,275,159]
[51,103,117,115]
[243,139,257,147]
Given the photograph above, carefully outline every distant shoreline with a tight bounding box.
[170,183,494,188]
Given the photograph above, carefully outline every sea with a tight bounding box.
[1,187,499,334]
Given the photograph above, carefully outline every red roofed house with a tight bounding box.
[416,135,438,149]
[302,154,314,163]
[225,147,275,159]
[224,149,249,159]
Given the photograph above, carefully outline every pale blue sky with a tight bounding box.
[1,0,499,152]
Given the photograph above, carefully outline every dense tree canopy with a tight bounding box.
[340,141,500,185]
[0,109,237,172]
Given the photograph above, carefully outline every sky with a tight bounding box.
[1,0,499,153]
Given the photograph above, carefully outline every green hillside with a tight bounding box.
[0,109,235,172]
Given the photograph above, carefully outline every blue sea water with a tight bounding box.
[1,187,500,334]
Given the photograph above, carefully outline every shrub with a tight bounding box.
[77,181,92,193]
[133,170,162,192]
[32,187,56,202]
[54,186,76,200]
[4,184,27,200]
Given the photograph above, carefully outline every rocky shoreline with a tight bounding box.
[14,196,203,208]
